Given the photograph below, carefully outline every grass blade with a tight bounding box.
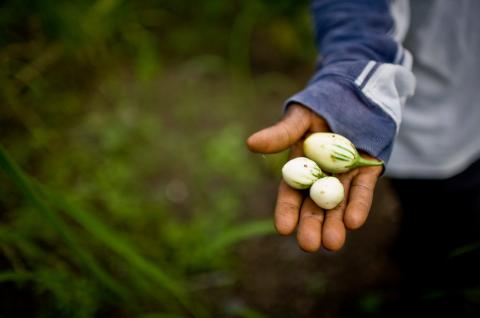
[203,219,275,257]
[41,187,190,305]
[449,241,480,258]
[0,271,33,283]
[0,145,130,300]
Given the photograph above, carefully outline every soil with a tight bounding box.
[234,178,403,318]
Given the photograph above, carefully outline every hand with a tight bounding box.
[246,104,383,252]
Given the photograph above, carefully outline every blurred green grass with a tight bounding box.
[0,0,314,316]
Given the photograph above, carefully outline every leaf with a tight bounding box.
[202,219,275,257]
[0,144,131,301]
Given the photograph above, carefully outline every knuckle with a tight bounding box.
[351,183,373,192]
[304,213,324,223]
[277,200,299,212]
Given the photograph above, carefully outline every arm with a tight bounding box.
[247,0,415,252]
[288,0,415,162]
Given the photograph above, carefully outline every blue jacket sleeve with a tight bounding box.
[286,0,415,163]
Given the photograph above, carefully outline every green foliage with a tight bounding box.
[0,0,313,316]
[357,292,383,315]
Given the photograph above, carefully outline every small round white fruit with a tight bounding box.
[281,157,324,189]
[309,177,344,210]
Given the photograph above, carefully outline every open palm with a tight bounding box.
[246,104,383,252]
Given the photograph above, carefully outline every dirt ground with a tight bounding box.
[235,178,403,318]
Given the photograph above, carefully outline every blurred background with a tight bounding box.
[0,0,405,317]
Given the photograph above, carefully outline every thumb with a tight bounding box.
[246,104,311,153]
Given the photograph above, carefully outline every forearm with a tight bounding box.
[286,0,415,163]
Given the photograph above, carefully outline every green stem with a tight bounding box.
[314,170,326,179]
[354,156,384,168]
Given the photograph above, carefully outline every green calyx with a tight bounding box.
[348,155,384,169]
[331,143,383,169]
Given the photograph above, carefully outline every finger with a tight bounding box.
[321,172,355,251]
[274,143,302,235]
[309,114,331,132]
[274,180,303,235]
[246,104,310,153]
[344,169,379,230]
[297,197,325,253]
[289,142,303,159]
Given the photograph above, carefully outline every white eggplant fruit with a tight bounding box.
[281,157,325,189]
[303,132,383,173]
[309,176,344,210]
